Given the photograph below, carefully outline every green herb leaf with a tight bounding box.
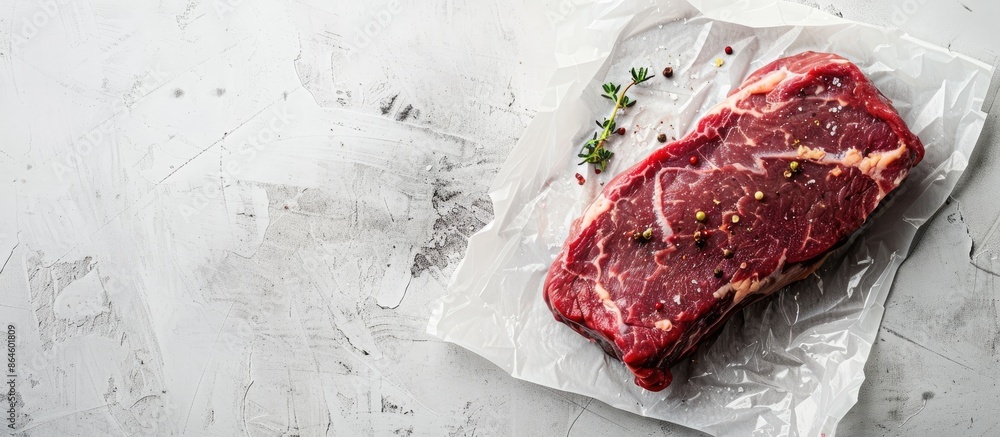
[601,82,620,100]
[631,66,652,84]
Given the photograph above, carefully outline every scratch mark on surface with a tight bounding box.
[182,303,235,434]
[971,262,1000,279]
[286,368,299,433]
[129,394,158,409]
[541,387,590,409]
[0,239,19,276]
[241,380,254,436]
[983,420,1000,436]
[565,399,592,437]
[241,347,254,436]
[140,70,320,195]
[898,392,933,427]
[582,408,630,431]
[384,198,395,223]
[157,98,284,185]
[883,327,978,372]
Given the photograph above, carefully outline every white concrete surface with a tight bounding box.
[0,0,997,435]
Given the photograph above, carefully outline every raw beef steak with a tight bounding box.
[543,52,924,391]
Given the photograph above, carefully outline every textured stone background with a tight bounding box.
[0,0,997,435]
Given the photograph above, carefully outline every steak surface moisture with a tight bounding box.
[543,52,924,391]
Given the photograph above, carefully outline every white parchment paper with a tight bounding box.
[428,0,994,435]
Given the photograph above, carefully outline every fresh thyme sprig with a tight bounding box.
[578,67,653,172]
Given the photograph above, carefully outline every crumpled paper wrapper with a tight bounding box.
[428,0,994,435]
